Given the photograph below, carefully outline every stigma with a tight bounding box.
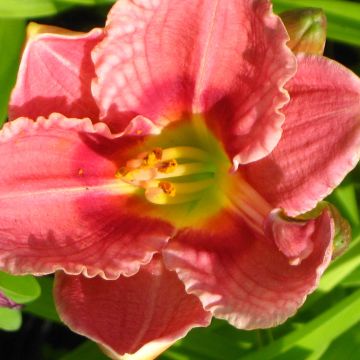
[115,146,215,205]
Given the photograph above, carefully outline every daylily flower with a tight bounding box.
[1,0,360,359]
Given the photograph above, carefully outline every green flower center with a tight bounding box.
[117,118,231,227]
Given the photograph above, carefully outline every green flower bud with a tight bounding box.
[280,8,327,55]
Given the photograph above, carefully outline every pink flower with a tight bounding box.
[1,0,360,358]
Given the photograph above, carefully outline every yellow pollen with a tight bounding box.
[143,147,163,166]
[143,153,157,166]
[78,168,84,176]
[158,181,176,197]
[157,159,178,173]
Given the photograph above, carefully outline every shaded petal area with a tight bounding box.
[54,258,211,359]
[163,208,333,329]
[0,114,173,279]
[9,28,103,121]
[93,0,295,163]
[244,55,360,216]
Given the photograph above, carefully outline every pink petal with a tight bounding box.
[9,28,103,121]
[243,55,360,216]
[93,0,295,163]
[54,257,211,358]
[265,209,316,265]
[163,208,334,329]
[0,114,173,279]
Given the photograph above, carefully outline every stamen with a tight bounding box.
[143,147,163,166]
[161,146,210,162]
[115,167,129,178]
[174,179,214,194]
[158,181,176,197]
[126,158,143,169]
[157,159,178,173]
[152,147,163,159]
[156,162,214,179]
[118,167,157,185]
[116,144,216,206]
[144,179,213,206]
[145,188,203,205]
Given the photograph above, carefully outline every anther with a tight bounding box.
[158,181,176,197]
[115,167,129,178]
[143,147,163,166]
[152,147,163,160]
[157,159,178,173]
[116,145,216,205]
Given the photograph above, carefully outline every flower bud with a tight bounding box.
[280,8,327,55]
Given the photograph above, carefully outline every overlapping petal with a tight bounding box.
[243,54,360,216]
[0,114,173,279]
[163,208,333,329]
[92,0,295,163]
[9,28,103,121]
[54,257,211,359]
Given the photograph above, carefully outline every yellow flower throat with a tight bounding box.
[114,120,233,227]
[116,145,216,205]
[114,120,271,230]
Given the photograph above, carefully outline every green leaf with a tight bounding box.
[161,350,194,360]
[241,288,360,360]
[169,328,250,360]
[60,341,108,360]
[341,266,360,287]
[274,0,360,21]
[159,320,259,360]
[24,276,60,323]
[0,271,41,304]
[0,0,73,18]
[328,184,360,227]
[273,0,360,47]
[302,228,360,309]
[0,18,26,126]
[319,322,360,360]
[318,228,360,292]
[0,0,116,18]
[0,307,22,331]
[57,0,115,5]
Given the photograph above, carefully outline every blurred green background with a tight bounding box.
[0,0,359,359]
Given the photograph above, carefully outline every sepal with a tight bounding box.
[280,8,327,55]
